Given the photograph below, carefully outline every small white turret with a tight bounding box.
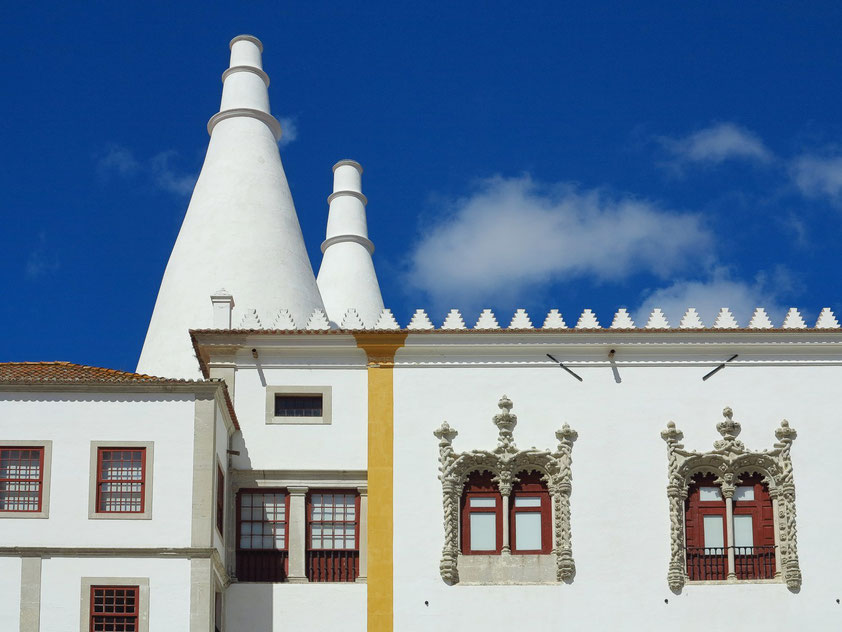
[317,160,384,327]
[137,35,325,377]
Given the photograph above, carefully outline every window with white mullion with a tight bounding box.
[96,448,145,513]
[238,492,287,551]
[0,447,43,512]
[309,492,357,550]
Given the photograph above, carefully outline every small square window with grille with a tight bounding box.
[274,394,323,417]
[90,585,139,631]
[96,448,145,513]
[0,447,44,512]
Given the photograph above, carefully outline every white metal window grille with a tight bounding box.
[0,447,43,512]
[97,448,145,513]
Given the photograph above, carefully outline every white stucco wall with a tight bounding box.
[39,557,190,631]
[0,556,22,630]
[0,392,196,548]
[392,361,842,631]
[230,353,368,472]
[225,583,365,631]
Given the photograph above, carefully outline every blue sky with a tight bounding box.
[2,3,842,371]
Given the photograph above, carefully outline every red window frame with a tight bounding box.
[236,488,289,582]
[732,472,776,579]
[90,585,139,631]
[96,448,146,514]
[306,490,360,582]
[216,464,225,537]
[0,446,44,513]
[460,470,503,555]
[510,470,552,554]
[685,474,728,580]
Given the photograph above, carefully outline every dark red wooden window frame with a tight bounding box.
[460,470,503,555]
[236,488,289,582]
[216,464,225,537]
[95,448,146,514]
[685,473,776,581]
[0,446,44,513]
[306,490,360,582]
[510,470,552,555]
[732,472,776,579]
[90,585,139,631]
[685,474,728,580]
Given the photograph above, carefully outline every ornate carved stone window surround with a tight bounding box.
[433,395,577,585]
[661,407,801,592]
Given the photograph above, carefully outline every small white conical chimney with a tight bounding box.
[317,160,384,327]
[137,35,325,377]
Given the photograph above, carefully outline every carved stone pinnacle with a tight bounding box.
[775,419,797,444]
[556,423,578,446]
[434,421,458,445]
[660,421,684,446]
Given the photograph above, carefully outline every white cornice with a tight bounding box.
[229,34,263,51]
[221,65,270,86]
[326,189,368,206]
[320,234,375,254]
[207,107,282,140]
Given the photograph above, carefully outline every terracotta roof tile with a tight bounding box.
[0,361,188,383]
[0,362,239,429]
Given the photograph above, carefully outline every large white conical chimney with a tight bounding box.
[317,160,384,327]
[137,35,325,378]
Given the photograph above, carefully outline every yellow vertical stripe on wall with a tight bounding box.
[355,333,407,632]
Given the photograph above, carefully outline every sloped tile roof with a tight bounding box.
[0,362,239,429]
[0,361,188,383]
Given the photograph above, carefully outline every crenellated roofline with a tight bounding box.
[201,305,841,333]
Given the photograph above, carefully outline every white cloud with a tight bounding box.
[790,154,842,202]
[660,123,773,166]
[97,145,139,176]
[25,233,59,279]
[149,151,197,196]
[634,268,788,327]
[406,176,713,309]
[96,145,196,196]
[278,117,298,147]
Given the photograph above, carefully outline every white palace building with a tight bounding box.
[2,35,842,632]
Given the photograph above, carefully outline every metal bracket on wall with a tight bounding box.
[702,354,739,381]
[546,353,583,382]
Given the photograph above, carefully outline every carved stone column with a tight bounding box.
[498,471,513,555]
[439,481,460,584]
[287,486,309,583]
[770,491,782,577]
[501,494,511,554]
[554,424,577,582]
[722,483,736,580]
[666,483,687,592]
[554,483,575,581]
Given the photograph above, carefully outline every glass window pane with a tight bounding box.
[469,513,497,551]
[514,497,541,508]
[703,515,725,550]
[469,497,496,508]
[515,512,542,550]
[734,515,754,548]
[699,487,723,501]
[734,486,755,502]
